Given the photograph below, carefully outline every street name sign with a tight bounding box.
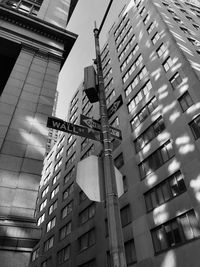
[47,116,102,142]
[108,94,123,119]
[80,114,122,140]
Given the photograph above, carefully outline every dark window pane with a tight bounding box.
[189,115,200,140]
[156,186,164,205]
[125,240,137,264]
[161,182,171,201]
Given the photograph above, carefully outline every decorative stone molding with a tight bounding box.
[0,5,77,66]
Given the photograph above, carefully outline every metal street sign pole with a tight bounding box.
[94,25,127,267]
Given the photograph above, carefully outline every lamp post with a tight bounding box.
[93,2,127,266]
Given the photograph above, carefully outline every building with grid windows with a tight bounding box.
[0,0,78,266]
[31,0,200,266]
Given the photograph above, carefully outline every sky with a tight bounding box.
[56,0,129,119]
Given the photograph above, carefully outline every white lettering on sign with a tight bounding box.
[60,123,67,131]
[52,121,62,128]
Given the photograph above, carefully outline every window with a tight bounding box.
[67,134,73,144]
[105,219,109,237]
[127,80,152,113]
[104,68,112,81]
[57,135,65,148]
[105,78,113,93]
[173,17,183,24]
[79,204,95,224]
[107,251,112,267]
[51,185,59,199]
[59,221,72,240]
[125,239,137,265]
[42,186,49,198]
[79,229,96,251]
[3,0,43,16]
[61,201,73,219]
[115,20,132,44]
[151,210,200,253]
[130,97,158,130]
[57,245,70,264]
[151,32,160,44]
[134,117,165,152]
[143,13,150,25]
[120,205,131,227]
[147,22,156,34]
[65,153,76,169]
[70,102,78,114]
[180,27,191,35]
[123,176,128,192]
[54,158,62,172]
[103,59,111,73]
[66,140,77,156]
[188,37,200,47]
[144,171,186,212]
[71,91,78,106]
[122,55,143,83]
[52,171,61,185]
[140,6,146,16]
[56,147,64,160]
[170,72,182,89]
[138,66,147,80]
[118,38,137,62]
[63,183,74,200]
[189,114,200,140]
[174,2,181,6]
[44,236,54,252]
[79,190,87,203]
[162,2,169,7]
[46,217,56,232]
[157,43,167,57]
[101,51,109,65]
[106,89,116,104]
[110,116,119,128]
[114,12,128,37]
[81,145,94,160]
[81,138,90,151]
[64,167,75,184]
[45,162,52,174]
[180,8,188,14]
[193,24,200,30]
[82,100,91,114]
[114,153,124,169]
[139,140,174,179]
[37,213,45,226]
[111,138,121,151]
[39,199,47,211]
[49,200,57,215]
[163,57,174,72]
[178,91,193,112]
[31,247,39,262]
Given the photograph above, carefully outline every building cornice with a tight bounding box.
[0,5,78,66]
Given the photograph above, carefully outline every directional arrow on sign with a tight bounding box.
[47,116,102,142]
[80,114,122,140]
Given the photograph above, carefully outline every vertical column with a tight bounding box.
[0,45,61,267]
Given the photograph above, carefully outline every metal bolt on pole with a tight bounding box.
[93,26,127,267]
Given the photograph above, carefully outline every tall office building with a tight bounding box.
[46,91,60,155]
[0,0,78,266]
[31,0,200,266]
